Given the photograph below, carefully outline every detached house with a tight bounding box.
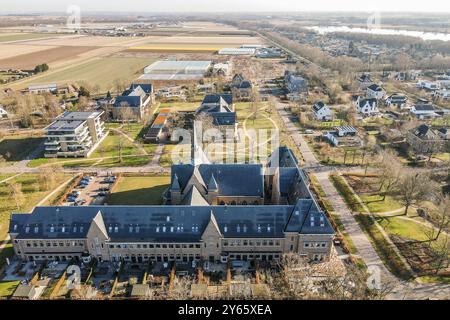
[406,124,450,155]
[230,74,253,100]
[410,103,439,119]
[113,83,153,121]
[385,94,408,108]
[284,71,308,101]
[353,96,379,116]
[357,74,373,89]
[312,101,332,121]
[366,84,386,100]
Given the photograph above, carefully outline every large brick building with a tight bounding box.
[9,147,335,264]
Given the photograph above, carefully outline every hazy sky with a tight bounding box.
[2,0,450,13]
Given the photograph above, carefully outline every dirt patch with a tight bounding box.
[0,45,99,69]
[391,235,450,276]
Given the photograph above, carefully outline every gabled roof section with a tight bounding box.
[171,173,181,191]
[88,211,109,239]
[285,199,334,235]
[181,185,210,206]
[208,174,218,191]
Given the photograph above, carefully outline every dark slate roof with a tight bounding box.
[10,202,334,242]
[286,200,334,234]
[114,96,142,108]
[358,97,377,108]
[130,83,152,94]
[210,112,236,125]
[239,80,252,89]
[171,164,264,197]
[312,101,326,112]
[201,94,233,106]
[367,84,383,92]
[413,124,438,139]
[413,104,435,111]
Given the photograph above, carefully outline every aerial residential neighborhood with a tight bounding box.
[0,1,449,308]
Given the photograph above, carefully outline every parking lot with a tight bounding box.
[63,174,117,206]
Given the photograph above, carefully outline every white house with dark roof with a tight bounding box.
[366,84,386,100]
[354,96,379,116]
[357,73,373,89]
[285,71,308,101]
[0,105,8,118]
[410,104,439,119]
[312,101,332,121]
[385,94,408,108]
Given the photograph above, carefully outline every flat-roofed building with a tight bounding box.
[44,111,106,158]
[140,60,212,81]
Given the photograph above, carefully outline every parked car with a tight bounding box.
[71,191,81,196]
[304,129,314,134]
[66,196,77,202]
[76,199,87,205]
[98,186,110,192]
[97,191,107,197]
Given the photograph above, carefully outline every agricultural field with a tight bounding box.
[9,56,154,93]
[0,32,59,43]
[108,175,170,205]
[0,45,98,70]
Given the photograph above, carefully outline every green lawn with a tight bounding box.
[360,195,404,213]
[159,102,199,112]
[13,56,154,92]
[0,173,70,240]
[108,175,170,205]
[28,130,151,168]
[0,280,20,298]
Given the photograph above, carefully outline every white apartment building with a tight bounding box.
[44,111,106,158]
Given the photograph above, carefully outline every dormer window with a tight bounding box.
[257,224,261,233]
[176,225,180,232]
[114,226,119,233]
[129,225,133,233]
[80,226,84,233]
[224,225,228,233]
[62,225,66,233]
[73,226,77,233]
[267,224,271,232]
[162,225,166,232]
[156,225,160,233]
[108,226,113,233]
[170,226,174,233]
[34,226,39,233]
[135,225,140,233]
[25,226,30,234]
[243,224,247,233]
[166,216,170,222]
[236,224,240,233]
[50,225,55,233]
[13,224,17,231]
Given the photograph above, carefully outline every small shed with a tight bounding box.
[130,284,152,298]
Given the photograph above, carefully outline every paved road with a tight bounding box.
[274,102,450,300]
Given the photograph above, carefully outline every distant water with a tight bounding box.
[306,26,450,42]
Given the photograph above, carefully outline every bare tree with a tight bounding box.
[425,195,450,241]
[394,171,437,215]
[8,182,24,210]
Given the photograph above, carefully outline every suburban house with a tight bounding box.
[312,101,332,121]
[0,105,8,118]
[366,84,386,100]
[9,148,335,264]
[28,84,58,94]
[230,74,253,100]
[195,94,237,139]
[212,62,232,77]
[434,89,450,100]
[395,71,419,81]
[323,126,361,147]
[416,80,440,91]
[357,73,373,89]
[112,83,153,121]
[144,108,171,143]
[385,94,408,108]
[44,111,106,158]
[284,71,308,101]
[406,124,450,155]
[353,96,379,116]
[156,86,186,100]
[410,103,439,119]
